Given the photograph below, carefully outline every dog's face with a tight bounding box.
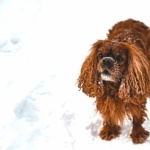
[97,41,128,83]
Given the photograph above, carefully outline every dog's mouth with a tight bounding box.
[102,70,110,75]
[101,70,114,82]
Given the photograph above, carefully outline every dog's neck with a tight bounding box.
[102,81,121,96]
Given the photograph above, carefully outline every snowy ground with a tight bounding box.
[0,0,150,149]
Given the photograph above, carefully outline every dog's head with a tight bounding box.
[97,41,128,83]
[78,40,150,98]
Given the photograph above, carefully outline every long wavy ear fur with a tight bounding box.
[77,40,104,97]
[119,44,150,101]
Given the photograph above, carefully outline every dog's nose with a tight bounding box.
[102,57,113,68]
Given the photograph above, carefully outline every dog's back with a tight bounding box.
[107,19,150,59]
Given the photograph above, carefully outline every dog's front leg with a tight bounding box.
[129,102,149,143]
[99,120,121,141]
[96,97,124,141]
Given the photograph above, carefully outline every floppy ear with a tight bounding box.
[77,40,104,97]
[119,44,150,101]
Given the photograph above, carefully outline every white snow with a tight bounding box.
[0,0,150,149]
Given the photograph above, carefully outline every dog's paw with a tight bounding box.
[99,124,121,140]
[130,126,149,144]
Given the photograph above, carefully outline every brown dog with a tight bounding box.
[77,19,150,143]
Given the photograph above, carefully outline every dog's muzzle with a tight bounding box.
[101,57,116,82]
[102,57,115,69]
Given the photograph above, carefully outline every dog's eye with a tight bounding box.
[116,55,123,62]
[99,54,103,59]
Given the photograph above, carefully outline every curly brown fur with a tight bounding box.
[77,19,150,143]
